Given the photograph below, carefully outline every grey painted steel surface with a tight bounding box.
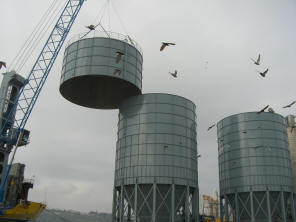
[60,33,143,109]
[218,112,296,222]
[218,112,293,193]
[113,93,199,222]
[115,93,197,187]
[286,115,296,191]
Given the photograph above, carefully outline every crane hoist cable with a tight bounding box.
[110,0,136,46]
[8,0,60,71]
[17,0,63,70]
[107,0,111,31]
[80,0,110,39]
[91,0,110,27]
[82,0,133,40]
[11,0,63,72]
[110,0,130,37]
[16,0,66,73]
[9,0,65,73]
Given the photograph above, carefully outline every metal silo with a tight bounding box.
[60,31,143,109]
[217,112,296,222]
[286,115,296,191]
[113,93,199,222]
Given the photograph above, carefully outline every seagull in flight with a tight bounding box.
[115,51,125,64]
[283,101,296,108]
[207,124,216,131]
[169,70,177,78]
[113,69,121,75]
[257,105,269,114]
[251,54,260,65]
[257,68,268,77]
[80,24,97,39]
[160,42,176,51]
[0,61,6,70]
[86,24,95,31]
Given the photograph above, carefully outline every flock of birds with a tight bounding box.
[159,42,177,78]
[207,101,296,131]
[206,54,295,132]
[251,54,269,77]
[1,25,294,132]
[86,24,179,78]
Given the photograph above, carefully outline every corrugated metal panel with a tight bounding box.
[286,115,296,191]
[60,35,142,109]
[218,112,293,194]
[115,93,198,187]
[113,93,199,222]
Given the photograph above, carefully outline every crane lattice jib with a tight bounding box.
[0,0,85,144]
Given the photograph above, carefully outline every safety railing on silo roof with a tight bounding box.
[66,30,143,56]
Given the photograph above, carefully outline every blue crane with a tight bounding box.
[0,0,85,204]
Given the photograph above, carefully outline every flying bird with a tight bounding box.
[257,68,268,77]
[115,51,125,63]
[283,101,296,108]
[257,105,269,114]
[86,24,95,31]
[160,42,176,51]
[207,124,216,131]
[268,107,275,113]
[169,70,177,78]
[0,61,6,69]
[251,54,261,65]
[113,69,121,75]
[80,24,97,39]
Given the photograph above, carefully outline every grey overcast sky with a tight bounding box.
[0,0,295,213]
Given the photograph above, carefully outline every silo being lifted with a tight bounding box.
[113,93,199,222]
[217,112,296,222]
[60,31,143,109]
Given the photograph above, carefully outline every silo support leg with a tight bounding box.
[134,183,138,222]
[112,188,117,222]
[120,185,124,222]
[127,204,131,222]
[196,188,200,222]
[192,187,198,222]
[235,192,239,222]
[186,185,190,222]
[290,192,296,222]
[152,181,157,222]
[281,191,287,222]
[171,184,175,222]
[225,196,230,222]
[266,191,272,222]
[250,191,255,222]
[220,196,224,222]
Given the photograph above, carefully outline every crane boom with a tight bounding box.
[0,0,85,145]
[0,0,85,204]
